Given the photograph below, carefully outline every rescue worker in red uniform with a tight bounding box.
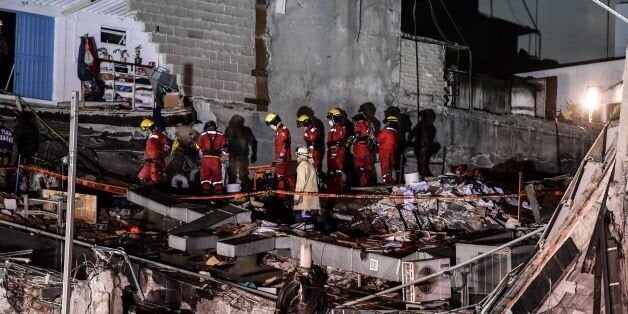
[351,112,375,187]
[296,114,323,175]
[325,108,347,194]
[196,121,229,194]
[265,112,294,190]
[138,119,171,186]
[377,116,399,184]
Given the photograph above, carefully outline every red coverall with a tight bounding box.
[197,130,228,193]
[138,130,170,186]
[274,124,294,190]
[353,120,373,187]
[326,122,346,194]
[303,125,323,174]
[377,127,398,184]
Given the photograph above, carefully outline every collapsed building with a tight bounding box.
[0,0,625,313]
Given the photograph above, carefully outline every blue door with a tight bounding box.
[14,12,54,100]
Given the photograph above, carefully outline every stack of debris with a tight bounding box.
[346,175,521,235]
[0,262,62,313]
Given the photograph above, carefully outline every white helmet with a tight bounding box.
[296,147,309,157]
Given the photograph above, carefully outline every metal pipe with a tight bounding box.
[61,91,79,314]
[342,226,546,307]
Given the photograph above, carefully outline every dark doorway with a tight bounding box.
[0,10,16,92]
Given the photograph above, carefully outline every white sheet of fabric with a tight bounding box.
[293,159,320,211]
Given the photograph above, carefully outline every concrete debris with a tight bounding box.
[70,270,129,314]
[353,176,517,234]
[0,262,63,313]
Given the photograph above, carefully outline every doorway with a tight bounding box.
[0,10,16,92]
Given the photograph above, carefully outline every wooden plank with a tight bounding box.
[42,189,97,224]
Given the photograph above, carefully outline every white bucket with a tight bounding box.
[226,183,241,193]
[404,172,421,184]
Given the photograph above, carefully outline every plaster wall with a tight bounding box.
[265,0,402,144]
[411,104,595,174]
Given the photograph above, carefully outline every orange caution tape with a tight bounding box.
[2,165,538,201]
[0,165,129,195]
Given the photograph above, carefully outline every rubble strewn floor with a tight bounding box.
[0,166,563,312]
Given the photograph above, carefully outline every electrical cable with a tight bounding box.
[426,0,451,43]
[437,0,468,46]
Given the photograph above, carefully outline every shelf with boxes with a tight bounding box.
[97,59,155,109]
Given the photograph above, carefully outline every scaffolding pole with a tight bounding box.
[61,91,79,313]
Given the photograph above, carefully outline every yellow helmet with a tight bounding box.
[384,116,398,123]
[296,114,311,127]
[264,112,281,125]
[140,118,154,131]
[326,108,343,120]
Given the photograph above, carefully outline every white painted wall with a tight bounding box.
[56,12,159,102]
[516,58,625,112]
[0,0,159,103]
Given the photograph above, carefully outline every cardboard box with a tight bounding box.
[163,93,182,108]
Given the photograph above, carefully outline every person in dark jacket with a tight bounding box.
[13,111,39,164]
[411,109,441,177]
[224,115,257,191]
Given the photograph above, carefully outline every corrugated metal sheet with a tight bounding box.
[14,12,54,100]
[30,0,132,18]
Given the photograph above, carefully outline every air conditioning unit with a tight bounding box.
[401,258,451,303]
[455,243,535,295]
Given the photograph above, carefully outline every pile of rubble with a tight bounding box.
[343,175,523,235]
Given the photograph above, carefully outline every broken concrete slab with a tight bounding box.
[127,187,207,223]
[168,231,218,252]
[170,204,251,235]
[217,234,276,257]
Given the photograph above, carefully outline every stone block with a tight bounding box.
[174,26,187,37]
[223,81,237,91]
[215,90,228,101]
[165,54,182,65]
[166,35,182,45]
[201,68,216,79]
[224,62,237,73]
[210,61,225,71]
[181,0,196,10]
[167,15,182,26]
[210,80,224,89]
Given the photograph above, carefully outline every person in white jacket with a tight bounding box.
[293,147,321,227]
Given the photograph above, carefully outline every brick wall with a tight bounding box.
[400,38,446,105]
[131,0,256,102]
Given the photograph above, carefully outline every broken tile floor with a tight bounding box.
[0,170,566,312]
